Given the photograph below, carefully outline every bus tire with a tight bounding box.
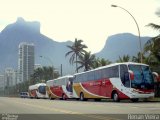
[80,92,85,101]
[35,95,39,99]
[131,98,139,102]
[112,92,120,102]
[76,98,79,100]
[62,94,66,100]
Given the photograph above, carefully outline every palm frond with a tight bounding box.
[146,23,160,31]
[69,53,76,64]
[65,50,74,57]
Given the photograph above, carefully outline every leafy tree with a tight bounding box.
[92,57,101,69]
[30,66,59,85]
[99,58,112,66]
[144,53,159,66]
[92,58,111,68]
[65,38,87,72]
[132,52,141,63]
[116,55,130,62]
[132,52,146,63]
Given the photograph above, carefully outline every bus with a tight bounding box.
[46,75,75,100]
[72,62,157,102]
[28,83,48,99]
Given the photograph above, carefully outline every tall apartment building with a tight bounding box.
[18,43,34,82]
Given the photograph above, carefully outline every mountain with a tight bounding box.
[0,18,151,75]
[96,33,151,61]
[0,17,74,75]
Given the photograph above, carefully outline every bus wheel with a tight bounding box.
[62,94,66,100]
[35,95,39,99]
[80,93,85,101]
[113,92,120,102]
[131,98,139,102]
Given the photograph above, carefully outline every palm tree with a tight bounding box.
[144,36,160,61]
[116,55,130,62]
[92,57,101,69]
[65,38,87,72]
[146,9,160,31]
[144,53,159,66]
[146,23,160,31]
[92,58,112,69]
[132,52,143,63]
[145,10,160,61]
[76,51,95,71]
[99,58,112,66]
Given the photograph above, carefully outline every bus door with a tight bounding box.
[66,77,73,93]
[120,65,130,88]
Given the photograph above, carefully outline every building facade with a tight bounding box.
[18,43,35,82]
[0,75,5,91]
[4,68,16,87]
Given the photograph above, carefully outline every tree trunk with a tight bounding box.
[76,55,78,73]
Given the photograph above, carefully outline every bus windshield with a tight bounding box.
[38,86,46,94]
[128,65,154,89]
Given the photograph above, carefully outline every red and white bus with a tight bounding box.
[72,62,157,102]
[28,83,48,99]
[46,75,74,100]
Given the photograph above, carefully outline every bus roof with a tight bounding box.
[74,62,149,76]
[46,75,73,83]
[29,83,46,90]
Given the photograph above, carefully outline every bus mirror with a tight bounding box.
[152,72,160,82]
[129,70,134,80]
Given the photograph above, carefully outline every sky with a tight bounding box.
[0,0,160,53]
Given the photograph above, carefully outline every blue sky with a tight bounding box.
[0,0,160,53]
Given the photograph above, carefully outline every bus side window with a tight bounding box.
[95,70,101,80]
[120,65,130,87]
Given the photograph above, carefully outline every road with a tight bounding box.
[0,97,160,120]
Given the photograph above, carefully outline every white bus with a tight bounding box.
[46,75,74,100]
[72,62,157,102]
[28,83,48,99]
